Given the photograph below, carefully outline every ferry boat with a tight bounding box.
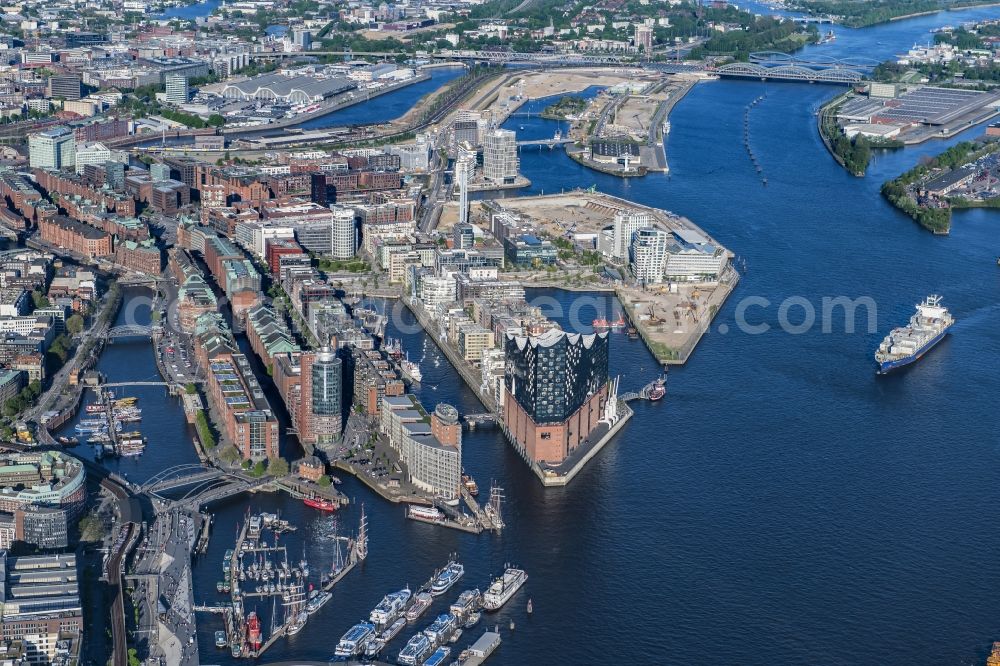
[303,497,336,511]
[305,591,331,615]
[609,313,626,329]
[407,505,444,523]
[245,611,262,651]
[482,568,527,611]
[461,474,479,496]
[334,622,375,657]
[397,633,432,665]
[423,613,457,645]
[370,588,412,625]
[875,295,954,375]
[381,617,406,642]
[215,630,227,648]
[405,592,433,621]
[430,562,464,596]
[449,589,481,619]
[424,646,451,666]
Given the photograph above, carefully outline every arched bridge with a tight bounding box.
[143,464,225,494]
[715,62,865,84]
[107,324,154,339]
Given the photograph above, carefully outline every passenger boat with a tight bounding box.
[463,611,481,629]
[363,637,385,657]
[303,497,336,511]
[215,630,227,648]
[482,568,527,611]
[334,622,375,657]
[305,591,331,615]
[405,592,433,621]
[430,561,464,596]
[406,505,444,523]
[461,474,479,496]
[609,313,626,329]
[423,613,457,645]
[286,611,307,636]
[400,355,422,383]
[245,611,262,650]
[370,588,412,625]
[875,295,954,374]
[591,317,610,330]
[85,404,105,414]
[397,633,432,665]
[380,617,406,642]
[248,515,262,539]
[424,646,451,666]
[449,589,481,620]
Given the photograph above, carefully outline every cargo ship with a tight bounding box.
[370,588,412,625]
[482,568,527,611]
[430,561,464,596]
[303,497,336,511]
[875,295,954,375]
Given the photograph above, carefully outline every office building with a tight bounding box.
[503,329,610,465]
[483,129,518,185]
[629,227,668,283]
[47,75,82,101]
[28,127,75,170]
[165,73,190,104]
[663,230,727,281]
[381,397,462,498]
[0,553,82,663]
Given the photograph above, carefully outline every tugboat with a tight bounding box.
[303,497,336,511]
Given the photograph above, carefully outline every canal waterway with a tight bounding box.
[75,5,1000,664]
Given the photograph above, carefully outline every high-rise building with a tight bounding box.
[330,206,357,259]
[483,129,518,185]
[165,73,190,104]
[47,74,82,100]
[635,24,654,54]
[309,347,343,447]
[453,223,475,250]
[503,329,610,465]
[455,146,476,225]
[28,126,75,170]
[610,210,653,262]
[629,226,668,283]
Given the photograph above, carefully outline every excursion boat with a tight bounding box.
[405,592,433,622]
[380,617,406,642]
[647,376,666,401]
[406,505,444,523]
[370,588,411,626]
[334,622,375,657]
[400,356,422,383]
[423,613,457,645]
[461,474,479,496]
[424,646,451,666]
[482,568,527,611]
[397,633,432,665]
[449,589,481,620]
[303,497,337,511]
[85,404,105,414]
[215,630,227,648]
[463,611,481,629]
[430,562,464,596]
[305,591,331,615]
[247,515,262,539]
[875,295,954,374]
[363,637,385,658]
[286,611,307,636]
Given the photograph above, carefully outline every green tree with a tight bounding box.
[318,474,332,487]
[250,460,266,477]
[66,314,84,335]
[185,383,197,395]
[268,457,289,477]
[207,114,225,127]
[31,290,50,309]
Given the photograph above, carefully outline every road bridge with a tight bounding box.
[107,324,155,339]
[144,465,226,494]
